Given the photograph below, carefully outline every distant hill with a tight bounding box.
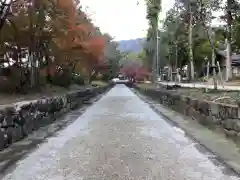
[116,38,145,53]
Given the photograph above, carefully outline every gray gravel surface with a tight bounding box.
[1,84,240,180]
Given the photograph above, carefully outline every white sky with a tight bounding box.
[81,0,175,41]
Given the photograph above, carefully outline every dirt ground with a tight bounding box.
[0,81,107,106]
[137,83,240,105]
[175,88,240,105]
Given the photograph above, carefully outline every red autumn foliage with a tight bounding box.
[120,64,150,81]
[135,67,150,81]
[0,0,108,91]
[93,59,108,73]
[82,37,105,57]
[55,0,106,75]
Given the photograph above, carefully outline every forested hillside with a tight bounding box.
[117,38,145,53]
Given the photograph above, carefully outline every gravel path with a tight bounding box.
[1,84,239,180]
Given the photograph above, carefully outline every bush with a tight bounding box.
[50,71,72,87]
[72,75,85,85]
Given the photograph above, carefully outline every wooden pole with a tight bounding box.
[205,61,210,92]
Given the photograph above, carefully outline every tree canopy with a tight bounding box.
[144,0,240,81]
[0,0,122,92]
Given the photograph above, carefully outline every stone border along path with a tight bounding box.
[0,85,112,178]
[0,85,112,151]
[159,81,240,91]
[131,87,240,175]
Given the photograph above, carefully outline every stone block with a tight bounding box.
[11,126,24,142]
[217,105,238,119]
[198,101,210,116]
[3,107,15,126]
[231,119,240,132]
[211,116,221,125]
[0,128,5,150]
[186,107,194,117]
[222,119,235,130]
[224,129,237,137]
[191,109,201,121]
[0,112,4,123]
[189,98,198,111]
[184,105,192,116]
[209,102,220,116]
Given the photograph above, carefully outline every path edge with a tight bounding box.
[131,87,240,176]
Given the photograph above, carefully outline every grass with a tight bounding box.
[91,80,108,87]
[136,82,157,89]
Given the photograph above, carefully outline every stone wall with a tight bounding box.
[135,86,240,140]
[0,85,112,150]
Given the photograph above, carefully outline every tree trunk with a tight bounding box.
[175,42,178,71]
[28,1,36,88]
[0,0,12,31]
[156,28,159,78]
[29,52,35,88]
[226,40,232,81]
[226,0,232,81]
[45,53,52,83]
[88,70,95,84]
[199,0,218,89]
[208,28,217,90]
[212,43,217,90]
[189,5,194,81]
[175,43,178,84]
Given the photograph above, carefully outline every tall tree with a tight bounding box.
[226,0,233,81]
[145,0,161,83]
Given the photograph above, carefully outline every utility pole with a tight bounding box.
[152,26,160,84]
[156,28,159,81]
[175,42,178,84]
[151,37,157,84]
